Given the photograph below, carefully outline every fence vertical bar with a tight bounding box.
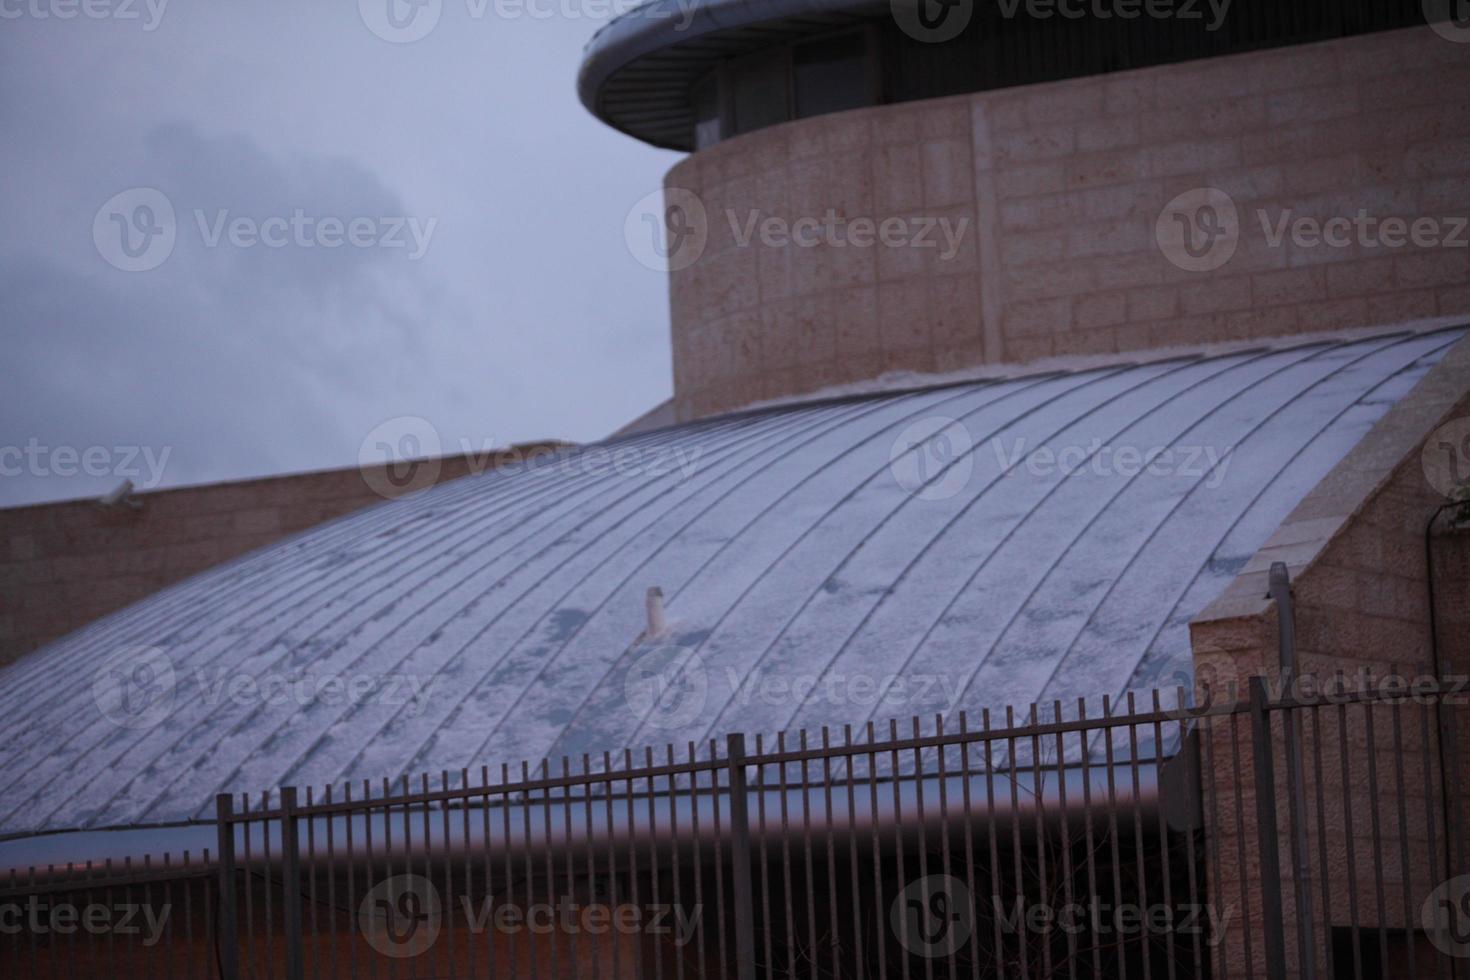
[280,786,304,980]
[1270,563,1316,980]
[1249,677,1289,980]
[726,733,758,980]
[215,793,240,980]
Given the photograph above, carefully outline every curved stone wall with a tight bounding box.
[664,26,1470,421]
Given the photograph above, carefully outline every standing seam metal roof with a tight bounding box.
[0,328,1459,836]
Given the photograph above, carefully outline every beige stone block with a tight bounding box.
[1325,257,1396,298]
[932,341,988,373]
[1126,285,1179,321]
[759,300,803,365]
[921,139,974,208]
[1439,285,1470,318]
[1149,138,1242,178]
[983,95,1027,133]
[792,302,837,367]
[1003,260,1093,301]
[1003,296,1072,337]
[928,275,983,350]
[1149,314,1224,347]
[870,105,920,145]
[1181,276,1253,316]
[919,100,969,140]
[818,235,877,292]
[1051,328,1113,357]
[1076,181,1159,223]
[994,125,1076,165]
[1067,220,1153,259]
[873,144,924,212]
[1112,321,1153,353]
[1205,165,1285,202]
[746,126,793,172]
[1000,230,1067,268]
[833,285,880,352]
[1067,148,1150,189]
[1104,74,1153,116]
[1266,84,1359,127]
[822,111,873,155]
[1004,334,1055,362]
[874,221,928,282]
[877,280,929,352]
[1365,289,1439,324]
[1395,250,1470,290]
[1252,266,1326,307]
[791,154,873,221]
[757,238,796,304]
[1417,174,1470,213]
[1073,291,1128,330]
[1298,297,1369,333]
[998,193,1083,233]
[1024,83,1103,126]
[1403,139,1470,180]
[994,163,1067,199]
[1076,115,1139,153]
[1092,252,1167,290]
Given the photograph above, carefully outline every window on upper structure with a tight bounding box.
[793,31,873,119]
[730,48,790,137]
[692,73,722,150]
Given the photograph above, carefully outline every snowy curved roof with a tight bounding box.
[0,328,1459,837]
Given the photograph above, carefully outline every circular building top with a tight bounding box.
[578,0,879,150]
[579,0,1424,150]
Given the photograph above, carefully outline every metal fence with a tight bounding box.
[2,674,1467,979]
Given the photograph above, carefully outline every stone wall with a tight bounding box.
[0,444,566,666]
[665,26,1470,420]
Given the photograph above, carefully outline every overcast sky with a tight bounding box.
[0,0,681,506]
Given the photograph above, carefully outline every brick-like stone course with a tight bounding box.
[0,444,566,666]
[666,27,1470,421]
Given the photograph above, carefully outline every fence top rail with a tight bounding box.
[0,862,214,899]
[224,687,1241,824]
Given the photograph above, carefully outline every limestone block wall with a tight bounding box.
[665,26,1470,421]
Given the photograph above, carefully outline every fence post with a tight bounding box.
[280,786,304,980]
[215,793,240,980]
[1270,563,1316,980]
[726,733,758,980]
[1250,677,1289,980]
